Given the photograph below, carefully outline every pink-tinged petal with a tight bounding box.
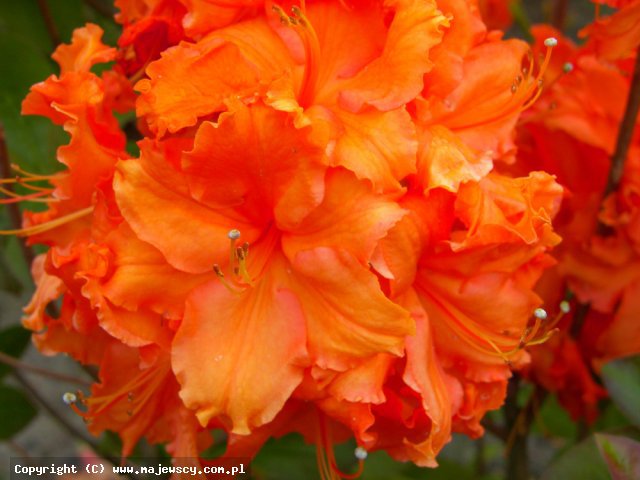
[114,159,258,274]
[289,247,414,370]
[338,0,448,112]
[173,254,308,434]
[282,169,406,264]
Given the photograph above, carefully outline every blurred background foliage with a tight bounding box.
[1,1,639,479]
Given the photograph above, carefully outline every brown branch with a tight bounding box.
[0,351,91,387]
[552,0,568,31]
[601,49,640,213]
[11,369,125,468]
[504,377,548,480]
[570,50,640,338]
[0,124,35,268]
[83,0,117,19]
[36,0,61,48]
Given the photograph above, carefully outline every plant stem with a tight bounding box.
[0,351,91,387]
[602,49,640,201]
[552,0,568,31]
[504,379,548,480]
[505,376,529,480]
[36,0,61,48]
[12,369,125,468]
[83,0,116,19]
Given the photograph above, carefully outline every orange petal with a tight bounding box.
[136,19,291,135]
[23,254,65,331]
[173,253,308,433]
[282,169,406,264]
[581,1,640,61]
[400,288,452,465]
[83,344,175,457]
[327,354,394,404]
[453,171,563,249]
[289,247,414,370]
[183,102,325,227]
[101,223,213,320]
[423,39,531,156]
[328,106,417,193]
[416,245,548,367]
[371,189,456,295]
[417,125,493,192]
[179,0,263,38]
[52,24,117,74]
[114,158,258,273]
[338,0,448,112]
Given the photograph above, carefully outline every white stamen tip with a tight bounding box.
[534,308,548,320]
[227,229,241,240]
[563,62,574,73]
[63,392,77,405]
[544,37,558,48]
[354,446,368,460]
[559,301,570,314]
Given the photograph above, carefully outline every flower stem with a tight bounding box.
[36,0,60,48]
[552,0,568,31]
[602,49,640,204]
[12,369,126,470]
[0,351,91,387]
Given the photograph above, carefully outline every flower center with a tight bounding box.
[213,229,256,293]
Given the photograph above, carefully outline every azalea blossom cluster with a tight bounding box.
[513,0,640,422]
[2,0,639,476]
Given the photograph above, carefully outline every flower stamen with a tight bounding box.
[0,207,93,237]
[213,230,256,293]
[272,4,321,107]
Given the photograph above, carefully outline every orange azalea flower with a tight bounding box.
[513,26,640,420]
[478,0,513,31]
[113,101,413,434]
[582,0,640,61]
[2,24,132,246]
[3,0,569,474]
[135,0,449,191]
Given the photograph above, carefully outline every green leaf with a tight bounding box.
[0,385,37,439]
[601,356,640,428]
[534,394,578,440]
[595,433,640,480]
[0,325,31,379]
[540,435,611,480]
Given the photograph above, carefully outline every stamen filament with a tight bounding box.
[0,206,92,236]
[0,186,56,203]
